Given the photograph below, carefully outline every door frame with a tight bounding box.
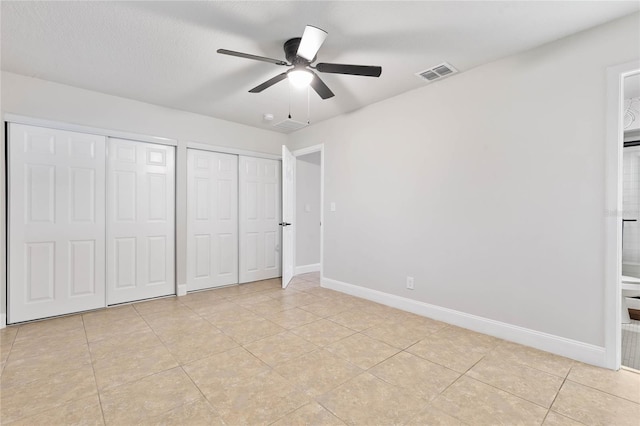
[604,60,640,369]
[291,144,325,282]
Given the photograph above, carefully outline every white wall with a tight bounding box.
[1,72,286,153]
[0,72,287,323]
[296,152,321,269]
[288,13,640,348]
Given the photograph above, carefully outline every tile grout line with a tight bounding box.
[492,338,580,376]
[1,325,20,369]
[456,354,563,414]
[310,370,370,425]
[177,363,222,420]
[81,314,108,426]
[541,371,575,425]
[113,304,206,422]
[0,320,87,423]
[563,376,640,406]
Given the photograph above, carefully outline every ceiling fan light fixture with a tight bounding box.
[288,69,314,88]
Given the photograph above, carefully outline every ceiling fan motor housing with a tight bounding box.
[284,38,314,65]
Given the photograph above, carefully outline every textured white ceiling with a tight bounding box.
[2,1,639,133]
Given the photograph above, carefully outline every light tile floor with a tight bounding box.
[1,272,639,425]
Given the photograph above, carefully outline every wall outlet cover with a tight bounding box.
[406,276,414,290]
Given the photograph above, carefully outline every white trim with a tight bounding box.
[0,313,6,329]
[291,144,325,282]
[177,284,187,297]
[322,277,607,367]
[3,114,177,146]
[292,156,298,275]
[186,141,280,160]
[295,263,320,275]
[292,146,322,157]
[604,60,640,370]
[320,147,324,281]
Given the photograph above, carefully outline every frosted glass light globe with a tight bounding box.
[288,69,313,88]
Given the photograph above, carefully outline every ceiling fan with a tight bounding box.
[217,25,382,100]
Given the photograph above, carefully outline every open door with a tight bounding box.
[281,145,295,288]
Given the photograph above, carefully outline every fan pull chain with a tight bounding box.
[307,86,311,124]
[288,80,292,119]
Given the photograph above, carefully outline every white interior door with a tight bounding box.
[106,138,175,305]
[8,123,106,323]
[281,146,295,288]
[187,149,238,290]
[239,156,282,283]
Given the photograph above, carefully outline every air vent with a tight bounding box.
[272,118,308,132]
[416,62,458,83]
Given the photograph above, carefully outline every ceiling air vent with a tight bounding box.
[272,118,308,132]
[416,62,458,83]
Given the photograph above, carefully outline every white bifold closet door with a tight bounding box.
[8,124,106,323]
[106,138,175,305]
[186,150,238,291]
[239,156,282,283]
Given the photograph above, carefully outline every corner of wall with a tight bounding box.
[295,263,321,275]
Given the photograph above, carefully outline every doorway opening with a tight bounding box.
[286,144,324,288]
[621,72,640,370]
[294,151,322,276]
[605,60,640,370]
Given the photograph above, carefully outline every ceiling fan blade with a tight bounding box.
[296,25,328,61]
[248,72,288,93]
[316,63,382,77]
[217,49,288,66]
[309,71,334,99]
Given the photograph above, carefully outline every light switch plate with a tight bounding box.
[330,202,336,212]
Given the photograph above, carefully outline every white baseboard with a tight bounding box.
[0,313,5,329]
[177,284,187,297]
[322,277,607,368]
[295,263,321,275]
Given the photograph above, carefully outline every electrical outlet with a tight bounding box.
[406,276,414,290]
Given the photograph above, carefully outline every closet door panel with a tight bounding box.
[239,156,282,283]
[107,138,175,304]
[8,123,106,323]
[186,150,238,291]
